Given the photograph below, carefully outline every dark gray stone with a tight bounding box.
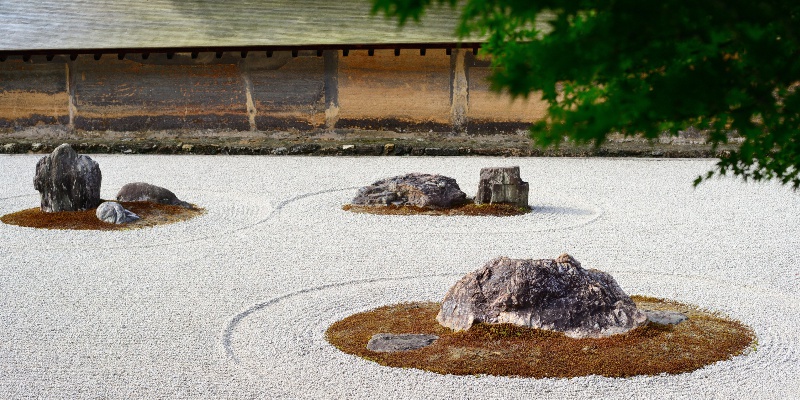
[644,310,688,325]
[2,143,17,153]
[437,254,647,338]
[351,173,467,208]
[366,333,439,352]
[475,166,529,208]
[96,201,140,224]
[287,143,321,155]
[33,143,102,212]
[116,182,193,208]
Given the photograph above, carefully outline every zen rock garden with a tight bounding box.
[1,143,201,230]
[1,150,761,384]
[27,147,747,378]
[344,166,532,216]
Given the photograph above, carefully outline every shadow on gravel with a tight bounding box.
[532,206,595,216]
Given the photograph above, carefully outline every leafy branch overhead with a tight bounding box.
[373,0,800,187]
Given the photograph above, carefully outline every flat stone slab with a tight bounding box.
[645,310,688,325]
[366,333,439,352]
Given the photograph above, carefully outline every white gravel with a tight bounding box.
[1,155,798,399]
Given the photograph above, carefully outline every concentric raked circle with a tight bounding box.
[223,272,799,399]
[0,190,275,249]
[270,188,604,234]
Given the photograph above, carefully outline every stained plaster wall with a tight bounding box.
[0,50,548,135]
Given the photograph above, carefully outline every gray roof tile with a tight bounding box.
[0,0,469,51]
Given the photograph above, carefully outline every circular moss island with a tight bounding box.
[325,296,755,378]
[342,202,531,217]
[1,201,205,231]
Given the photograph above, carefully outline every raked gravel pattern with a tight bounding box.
[0,155,798,399]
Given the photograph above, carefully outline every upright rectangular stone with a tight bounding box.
[476,166,529,207]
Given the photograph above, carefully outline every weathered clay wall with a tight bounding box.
[468,63,549,133]
[245,51,326,131]
[337,49,452,131]
[0,50,547,134]
[0,61,69,128]
[72,56,250,131]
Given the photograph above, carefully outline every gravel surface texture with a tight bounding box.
[0,155,798,399]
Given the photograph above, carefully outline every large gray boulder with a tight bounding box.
[475,166,529,208]
[351,173,467,208]
[437,254,647,338]
[116,182,193,209]
[33,143,102,212]
[96,201,140,224]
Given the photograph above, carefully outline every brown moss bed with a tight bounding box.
[1,201,205,230]
[325,296,755,378]
[342,202,531,217]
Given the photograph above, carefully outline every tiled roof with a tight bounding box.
[0,0,469,51]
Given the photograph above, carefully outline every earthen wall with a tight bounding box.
[0,50,548,135]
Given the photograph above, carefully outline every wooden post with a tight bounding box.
[450,48,468,132]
